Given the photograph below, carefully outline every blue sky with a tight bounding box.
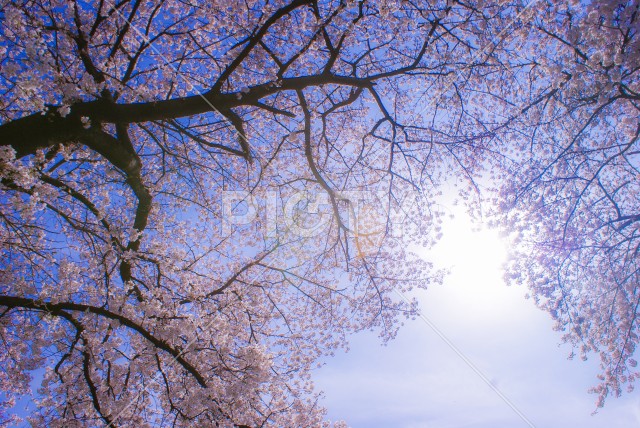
[313,206,640,428]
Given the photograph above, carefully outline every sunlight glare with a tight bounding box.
[419,206,516,321]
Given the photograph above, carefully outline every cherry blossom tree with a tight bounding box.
[0,0,506,426]
[6,0,638,423]
[492,0,640,409]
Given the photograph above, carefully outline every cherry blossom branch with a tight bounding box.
[0,295,208,388]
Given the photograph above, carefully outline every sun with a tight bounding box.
[440,215,507,277]
[419,205,511,311]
